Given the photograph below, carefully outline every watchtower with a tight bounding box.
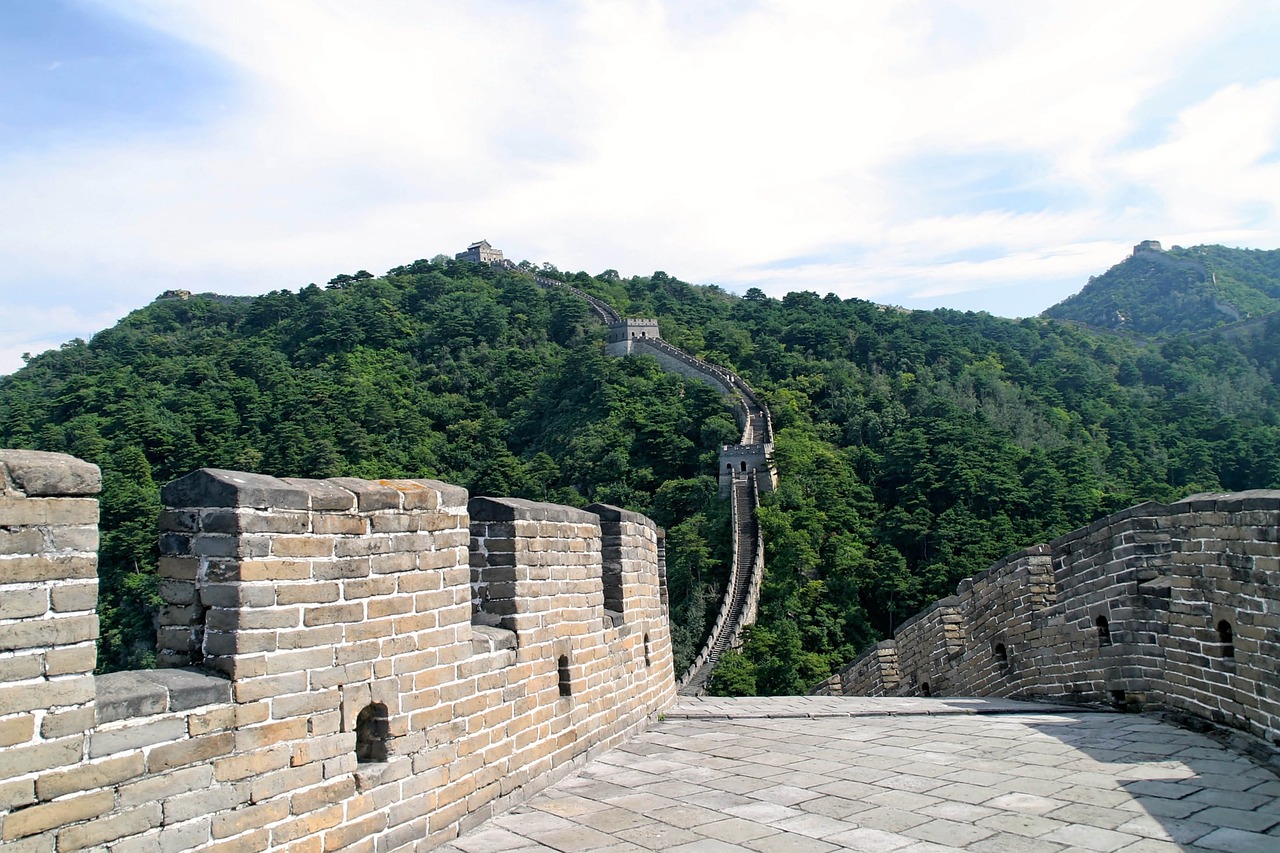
[606,319,661,355]
[456,239,505,265]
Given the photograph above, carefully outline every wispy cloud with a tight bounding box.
[2,0,1278,374]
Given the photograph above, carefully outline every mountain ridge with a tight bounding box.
[1043,242,1280,336]
[3,252,1279,695]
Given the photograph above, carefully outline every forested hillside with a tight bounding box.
[3,255,1279,695]
[1043,244,1280,335]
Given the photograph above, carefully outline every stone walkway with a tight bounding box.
[440,698,1280,853]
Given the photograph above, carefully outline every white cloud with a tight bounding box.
[2,0,1279,374]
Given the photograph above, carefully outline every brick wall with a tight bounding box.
[0,452,675,852]
[816,491,1280,748]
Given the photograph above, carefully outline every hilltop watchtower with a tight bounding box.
[456,239,505,265]
[1133,240,1163,256]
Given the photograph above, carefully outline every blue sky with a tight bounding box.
[2,0,1279,374]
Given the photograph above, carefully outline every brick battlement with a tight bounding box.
[0,450,674,852]
[814,491,1280,749]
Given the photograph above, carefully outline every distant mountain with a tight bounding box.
[1043,243,1280,336]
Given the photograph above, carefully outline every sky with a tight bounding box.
[2,0,1279,375]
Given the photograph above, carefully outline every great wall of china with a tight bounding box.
[1,450,675,852]
[814,492,1280,754]
[3,253,1279,851]
[530,271,775,695]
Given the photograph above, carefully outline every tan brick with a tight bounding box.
[0,676,94,715]
[37,752,145,800]
[206,828,270,852]
[49,581,97,613]
[0,587,48,619]
[303,603,364,626]
[290,734,351,768]
[0,615,98,652]
[40,706,95,738]
[250,763,323,804]
[1,789,113,840]
[272,537,335,558]
[235,717,309,752]
[0,652,44,683]
[0,713,34,747]
[56,803,161,852]
[0,777,36,810]
[312,515,366,535]
[238,560,314,582]
[147,731,234,773]
[273,803,345,844]
[276,583,340,606]
[189,705,237,736]
[322,810,386,852]
[0,555,95,583]
[212,800,289,839]
[44,644,96,676]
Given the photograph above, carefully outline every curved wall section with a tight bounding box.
[815,490,1280,750]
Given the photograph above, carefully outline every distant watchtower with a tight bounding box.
[1133,240,1163,256]
[456,239,505,265]
[605,319,661,355]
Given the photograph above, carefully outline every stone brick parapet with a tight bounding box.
[815,491,1280,749]
[0,455,675,852]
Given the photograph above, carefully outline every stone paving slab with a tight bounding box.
[439,698,1280,852]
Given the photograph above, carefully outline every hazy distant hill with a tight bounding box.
[1043,244,1280,336]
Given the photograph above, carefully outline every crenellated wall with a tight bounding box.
[815,491,1280,749]
[0,450,674,853]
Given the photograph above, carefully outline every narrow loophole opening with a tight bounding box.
[1096,615,1112,647]
[920,682,931,697]
[644,633,651,668]
[1217,620,1235,658]
[558,654,572,696]
[355,702,389,764]
[994,643,1007,664]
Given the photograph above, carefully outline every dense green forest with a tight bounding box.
[1043,244,1280,335]
[3,254,1279,695]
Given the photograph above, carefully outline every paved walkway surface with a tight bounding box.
[440,697,1280,853]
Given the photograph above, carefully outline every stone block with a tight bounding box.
[163,469,309,510]
[304,603,364,626]
[0,652,44,683]
[0,675,94,715]
[55,804,162,850]
[0,789,113,840]
[90,717,186,758]
[0,778,36,811]
[41,707,95,739]
[273,537,336,558]
[148,731,235,773]
[325,478,401,512]
[211,799,289,839]
[0,586,48,620]
[163,783,249,825]
[214,744,293,782]
[50,581,97,614]
[95,670,170,721]
[0,450,101,497]
[0,555,95,584]
[0,714,34,747]
[37,752,145,800]
[235,717,309,752]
